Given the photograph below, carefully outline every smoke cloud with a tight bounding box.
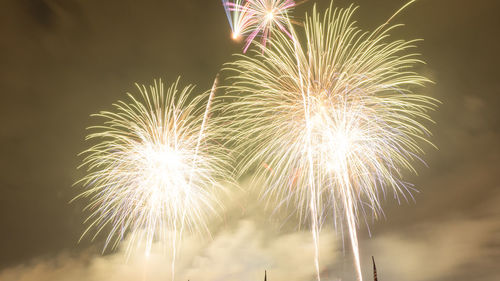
[2,213,498,281]
[0,220,338,281]
[362,217,500,281]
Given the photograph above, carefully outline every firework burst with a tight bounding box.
[75,78,231,270]
[224,3,437,280]
[222,0,297,52]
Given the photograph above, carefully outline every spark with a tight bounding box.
[224,2,437,280]
[222,0,296,52]
[75,78,231,278]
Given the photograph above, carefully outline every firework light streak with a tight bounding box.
[222,0,297,52]
[224,2,437,280]
[75,78,231,278]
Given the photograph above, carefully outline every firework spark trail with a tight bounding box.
[75,78,231,279]
[191,75,220,184]
[224,2,437,280]
[287,14,322,280]
[174,75,220,280]
[222,0,297,52]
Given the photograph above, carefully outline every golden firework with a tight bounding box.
[223,2,437,280]
[75,78,232,266]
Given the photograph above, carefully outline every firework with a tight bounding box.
[222,0,253,40]
[224,2,437,280]
[75,78,231,271]
[222,0,296,52]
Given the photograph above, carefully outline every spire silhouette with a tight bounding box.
[372,256,378,281]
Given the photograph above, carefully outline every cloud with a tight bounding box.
[363,217,500,281]
[1,177,498,281]
[0,220,337,281]
[5,216,497,281]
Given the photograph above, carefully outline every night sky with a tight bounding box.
[0,0,499,281]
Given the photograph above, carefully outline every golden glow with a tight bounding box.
[266,11,275,21]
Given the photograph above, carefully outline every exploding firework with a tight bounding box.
[224,2,437,280]
[75,78,231,267]
[222,0,297,52]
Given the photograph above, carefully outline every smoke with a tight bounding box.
[0,220,338,281]
[362,217,500,281]
[1,178,499,281]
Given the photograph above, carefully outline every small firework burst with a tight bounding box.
[222,0,297,52]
